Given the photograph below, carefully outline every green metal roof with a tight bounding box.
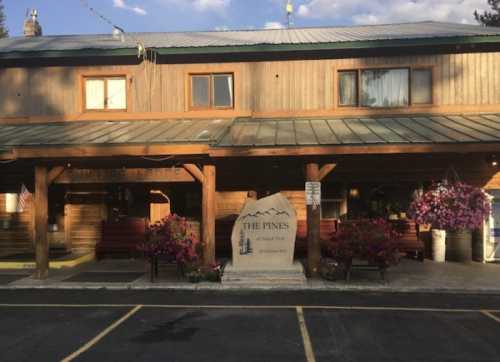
[1,21,500,59]
[217,114,500,147]
[0,119,232,147]
[1,114,499,151]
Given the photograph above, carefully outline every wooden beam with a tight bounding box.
[47,166,65,184]
[34,165,49,280]
[54,167,195,184]
[183,163,205,184]
[306,163,321,277]
[11,144,209,159]
[209,143,500,157]
[318,163,336,181]
[202,164,216,265]
[0,111,248,125]
[0,148,15,160]
[3,104,500,125]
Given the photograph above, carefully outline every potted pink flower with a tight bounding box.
[138,214,200,282]
[328,219,401,281]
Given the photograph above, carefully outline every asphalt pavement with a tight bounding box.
[0,290,499,362]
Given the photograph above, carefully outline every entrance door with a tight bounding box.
[149,190,170,224]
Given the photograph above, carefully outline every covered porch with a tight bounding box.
[0,114,499,281]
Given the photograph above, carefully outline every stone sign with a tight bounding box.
[230,193,297,270]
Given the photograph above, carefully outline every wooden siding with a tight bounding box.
[0,193,33,255]
[216,191,248,219]
[215,190,307,221]
[65,203,106,252]
[484,172,500,190]
[1,52,500,121]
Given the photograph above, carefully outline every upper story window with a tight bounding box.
[190,73,234,110]
[84,76,127,111]
[338,68,432,108]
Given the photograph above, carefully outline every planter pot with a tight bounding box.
[446,229,472,262]
[431,229,446,262]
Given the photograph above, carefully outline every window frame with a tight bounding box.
[82,74,129,112]
[409,66,434,106]
[337,70,359,107]
[336,66,434,109]
[188,72,235,110]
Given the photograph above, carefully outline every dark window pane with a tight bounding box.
[213,74,233,108]
[192,76,210,107]
[321,200,342,219]
[411,69,432,104]
[338,71,357,106]
[361,69,409,108]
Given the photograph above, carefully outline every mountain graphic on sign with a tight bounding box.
[240,207,290,220]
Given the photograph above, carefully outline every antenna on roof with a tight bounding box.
[285,0,294,28]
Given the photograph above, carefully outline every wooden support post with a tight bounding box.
[202,164,216,265]
[318,163,336,181]
[306,163,321,276]
[183,164,205,184]
[47,166,65,184]
[34,165,49,279]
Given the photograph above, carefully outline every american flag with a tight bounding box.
[17,184,30,213]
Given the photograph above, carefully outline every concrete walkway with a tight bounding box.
[0,258,499,294]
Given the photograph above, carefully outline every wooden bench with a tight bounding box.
[96,218,147,259]
[335,219,425,262]
[389,219,425,261]
[295,219,338,256]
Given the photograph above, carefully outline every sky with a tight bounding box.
[3,0,492,37]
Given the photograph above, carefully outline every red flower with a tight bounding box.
[137,214,200,265]
[328,218,401,267]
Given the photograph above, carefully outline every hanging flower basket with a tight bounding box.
[409,181,491,262]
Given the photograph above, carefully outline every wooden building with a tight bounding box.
[0,21,499,278]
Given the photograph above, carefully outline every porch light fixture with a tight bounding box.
[486,155,498,167]
[5,193,18,213]
[349,188,360,198]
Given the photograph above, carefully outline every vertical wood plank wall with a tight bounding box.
[0,194,33,255]
[1,52,500,118]
[485,172,500,189]
[65,203,106,253]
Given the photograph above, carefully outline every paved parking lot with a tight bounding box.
[0,291,499,362]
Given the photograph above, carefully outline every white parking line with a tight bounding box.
[61,305,142,362]
[296,306,317,362]
[481,310,500,323]
[0,303,498,313]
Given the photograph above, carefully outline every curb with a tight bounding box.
[1,283,500,295]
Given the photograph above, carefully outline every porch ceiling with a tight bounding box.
[0,118,232,147]
[217,114,500,147]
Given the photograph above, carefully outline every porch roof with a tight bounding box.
[216,114,500,147]
[0,118,232,147]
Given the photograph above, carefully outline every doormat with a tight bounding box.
[0,274,28,285]
[63,272,144,283]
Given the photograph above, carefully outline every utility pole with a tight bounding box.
[286,0,294,28]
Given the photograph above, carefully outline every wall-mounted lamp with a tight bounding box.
[5,193,18,213]
[349,188,360,199]
[486,155,498,167]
